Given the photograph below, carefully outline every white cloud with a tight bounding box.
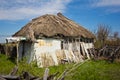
[105,8,120,13]
[93,0,120,7]
[0,0,71,20]
[91,0,120,13]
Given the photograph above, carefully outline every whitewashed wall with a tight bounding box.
[34,39,61,53]
[18,39,61,67]
[18,38,94,67]
[33,39,61,67]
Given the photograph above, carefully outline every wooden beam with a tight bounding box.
[16,42,19,66]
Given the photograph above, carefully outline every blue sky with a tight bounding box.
[0,0,120,42]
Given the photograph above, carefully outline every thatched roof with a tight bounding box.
[13,13,94,39]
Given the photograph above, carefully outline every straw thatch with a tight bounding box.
[13,13,94,39]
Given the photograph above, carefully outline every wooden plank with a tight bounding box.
[57,70,67,80]
[0,76,6,80]
[43,68,49,80]
[1,75,19,80]
[9,66,18,76]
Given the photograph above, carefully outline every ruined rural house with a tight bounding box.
[6,13,95,67]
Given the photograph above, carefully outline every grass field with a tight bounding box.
[65,60,120,80]
[0,54,120,80]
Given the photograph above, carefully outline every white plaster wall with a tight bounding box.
[18,38,94,67]
[33,39,61,67]
[18,39,61,67]
[34,39,61,53]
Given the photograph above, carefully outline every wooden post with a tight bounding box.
[5,39,8,56]
[43,68,49,80]
[16,42,19,66]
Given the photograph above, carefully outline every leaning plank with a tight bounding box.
[47,72,59,80]
[57,70,68,80]
[115,46,120,53]
[66,59,89,74]
[9,66,18,76]
[1,75,19,80]
[0,76,6,80]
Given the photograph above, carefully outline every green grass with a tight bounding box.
[0,54,15,74]
[0,54,69,77]
[65,60,120,80]
[0,54,120,80]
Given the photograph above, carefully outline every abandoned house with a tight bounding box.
[6,13,95,67]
